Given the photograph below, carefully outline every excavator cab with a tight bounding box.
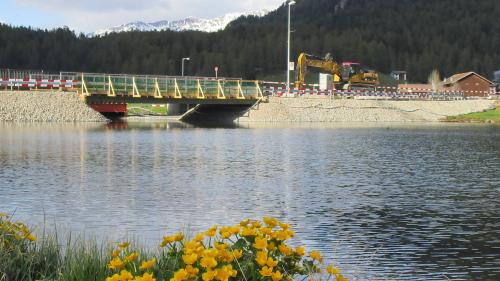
[341,62,378,89]
[341,62,363,79]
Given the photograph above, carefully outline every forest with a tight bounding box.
[0,0,499,83]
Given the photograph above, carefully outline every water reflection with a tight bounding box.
[0,121,499,280]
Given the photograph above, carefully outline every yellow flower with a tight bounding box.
[279,223,290,230]
[217,249,234,263]
[161,236,175,247]
[267,242,276,251]
[118,242,130,249]
[202,270,217,281]
[253,236,268,250]
[200,256,217,269]
[274,230,293,241]
[125,252,139,262]
[310,251,323,263]
[229,226,240,235]
[185,265,200,277]
[205,226,218,237]
[26,233,37,241]
[241,227,257,237]
[232,249,243,259]
[271,270,283,281]
[326,265,340,275]
[255,251,268,266]
[106,274,121,281]
[184,240,202,254]
[295,246,305,256]
[119,270,134,280]
[182,253,198,265]
[259,266,273,277]
[172,269,188,281]
[278,244,292,255]
[215,242,228,251]
[239,219,250,227]
[195,233,205,242]
[174,232,184,242]
[266,257,278,267]
[112,249,122,258]
[108,258,126,270]
[136,272,156,281]
[139,258,156,271]
[251,220,262,228]
[263,217,279,228]
[216,265,237,281]
[336,274,349,281]
[260,227,273,235]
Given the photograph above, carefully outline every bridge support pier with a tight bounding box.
[89,103,127,118]
[167,103,190,116]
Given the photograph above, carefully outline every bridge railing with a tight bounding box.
[81,73,263,100]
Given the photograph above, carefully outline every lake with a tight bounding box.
[1,121,499,280]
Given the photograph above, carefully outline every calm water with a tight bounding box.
[1,122,499,280]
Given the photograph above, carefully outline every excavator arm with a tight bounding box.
[295,53,341,89]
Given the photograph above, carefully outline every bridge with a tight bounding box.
[1,69,264,119]
[80,73,263,104]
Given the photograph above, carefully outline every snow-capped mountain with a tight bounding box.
[92,10,269,36]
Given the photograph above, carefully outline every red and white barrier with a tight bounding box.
[0,78,79,89]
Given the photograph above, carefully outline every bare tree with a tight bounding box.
[428,69,442,92]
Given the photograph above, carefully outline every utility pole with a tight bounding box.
[286,0,296,94]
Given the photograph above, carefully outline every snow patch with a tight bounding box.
[91,10,269,37]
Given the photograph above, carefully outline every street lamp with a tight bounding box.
[182,57,190,77]
[286,0,296,94]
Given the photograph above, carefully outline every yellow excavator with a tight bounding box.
[294,53,379,90]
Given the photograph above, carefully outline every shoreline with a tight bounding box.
[238,97,497,123]
[1,90,498,124]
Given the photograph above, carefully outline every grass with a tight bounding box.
[127,103,168,116]
[446,103,500,123]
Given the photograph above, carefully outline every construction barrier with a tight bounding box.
[260,82,495,101]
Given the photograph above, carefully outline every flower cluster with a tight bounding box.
[106,242,158,281]
[106,217,348,281]
[0,212,37,251]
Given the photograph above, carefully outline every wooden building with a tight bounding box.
[442,72,493,97]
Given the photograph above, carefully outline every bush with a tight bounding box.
[105,218,348,281]
[1,213,348,281]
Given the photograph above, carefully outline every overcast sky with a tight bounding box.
[1,0,284,33]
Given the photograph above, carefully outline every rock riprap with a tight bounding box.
[240,97,496,122]
[0,91,107,122]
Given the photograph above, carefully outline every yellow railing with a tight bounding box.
[81,73,263,100]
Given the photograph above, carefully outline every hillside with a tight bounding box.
[0,0,498,82]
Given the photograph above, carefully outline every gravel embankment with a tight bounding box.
[239,97,496,122]
[0,91,107,122]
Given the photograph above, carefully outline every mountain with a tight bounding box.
[0,0,499,82]
[92,10,269,36]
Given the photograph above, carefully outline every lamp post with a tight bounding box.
[286,0,296,94]
[182,57,190,77]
